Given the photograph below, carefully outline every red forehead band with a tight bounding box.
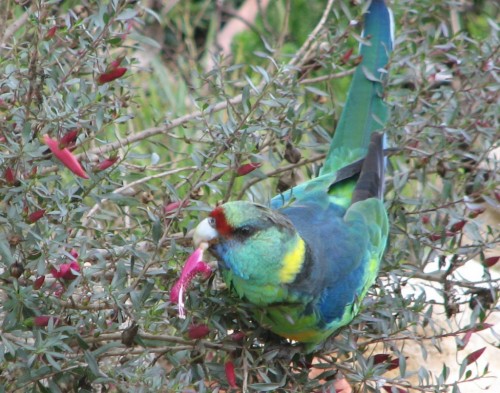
[209,206,232,236]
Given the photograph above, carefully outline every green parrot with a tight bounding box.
[191,0,393,347]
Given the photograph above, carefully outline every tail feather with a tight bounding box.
[321,0,393,175]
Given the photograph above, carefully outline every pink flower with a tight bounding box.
[450,220,467,233]
[164,200,190,214]
[109,56,125,70]
[43,134,89,179]
[33,275,45,290]
[170,247,212,317]
[5,167,16,185]
[97,68,127,84]
[34,315,61,327]
[28,209,46,223]
[236,162,261,176]
[51,261,80,280]
[95,156,119,171]
[60,129,79,149]
[44,26,57,40]
[187,324,211,339]
[484,256,499,268]
[69,249,79,260]
[225,360,238,389]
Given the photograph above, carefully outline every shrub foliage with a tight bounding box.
[0,0,498,392]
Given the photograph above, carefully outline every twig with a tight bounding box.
[289,0,336,67]
[299,68,355,84]
[79,166,196,231]
[0,7,31,50]
[79,0,339,161]
[236,154,326,199]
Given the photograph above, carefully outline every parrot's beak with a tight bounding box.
[193,217,219,249]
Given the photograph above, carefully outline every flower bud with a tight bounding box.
[187,324,210,339]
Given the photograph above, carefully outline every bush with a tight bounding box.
[0,0,498,392]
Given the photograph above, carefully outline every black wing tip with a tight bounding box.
[351,132,385,203]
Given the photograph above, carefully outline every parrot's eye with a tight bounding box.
[234,225,254,238]
[208,217,216,227]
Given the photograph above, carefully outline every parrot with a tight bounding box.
[189,0,393,348]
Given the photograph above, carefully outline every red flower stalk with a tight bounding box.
[97,67,127,84]
[5,167,16,185]
[95,156,119,171]
[34,315,61,327]
[225,360,238,389]
[28,209,46,223]
[236,162,261,177]
[43,134,89,179]
[33,275,45,290]
[170,247,212,318]
[187,324,211,339]
[51,261,80,280]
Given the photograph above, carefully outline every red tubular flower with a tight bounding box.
[187,324,211,339]
[51,261,80,280]
[225,360,238,389]
[170,247,212,317]
[69,249,79,260]
[95,156,119,171]
[109,56,124,70]
[44,26,57,40]
[236,162,261,177]
[484,256,499,268]
[43,134,89,179]
[33,275,45,290]
[465,347,486,365]
[60,129,79,148]
[5,167,16,185]
[28,209,46,223]
[164,200,190,214]
[427,233,443,241]
[230,331,245,342]
[97,67,127,84]
[450,220,467,233]
[468,208,485,218]
[34,315,61,327]
[372,354,391,364]
[341,48,354,64]
[383,386,408,393]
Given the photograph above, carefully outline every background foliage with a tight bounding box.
[0,0,498,392]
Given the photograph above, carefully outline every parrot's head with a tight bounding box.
[193,201,305,290]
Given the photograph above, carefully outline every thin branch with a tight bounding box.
[289,0,336,67]
[79,166,196,231]
[0,7,31,50]
[236,154,326,199]
[299,68,355,84]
